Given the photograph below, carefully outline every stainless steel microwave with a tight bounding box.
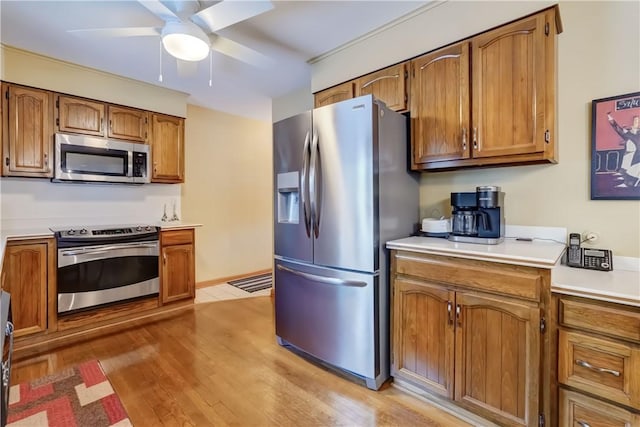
[54,133,150,184]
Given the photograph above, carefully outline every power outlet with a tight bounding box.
[584,232,599,244]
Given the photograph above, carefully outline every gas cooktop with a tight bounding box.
[50,224,158,240]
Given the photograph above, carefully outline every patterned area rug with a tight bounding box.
[7,360,130,427]
[228,273,272,293]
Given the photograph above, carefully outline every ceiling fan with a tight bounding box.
[69,0,274,68]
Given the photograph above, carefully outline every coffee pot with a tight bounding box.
[449,186,505,244]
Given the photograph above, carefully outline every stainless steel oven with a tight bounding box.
[53,225,159,314]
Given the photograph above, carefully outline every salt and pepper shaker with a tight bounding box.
[171,201,179,222]
[161,204,168,222]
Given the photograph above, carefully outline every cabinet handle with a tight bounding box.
[461,128,467,150]
[576,421,591,427]
[109,119,113,131]
[456,304,462,326]
[575,359,621,377]
[472,127,478,149]
[447,301,453,325]
[44,153,48,166]
[163,253,167,265]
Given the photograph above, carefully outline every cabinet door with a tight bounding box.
[392,278,455,398]
[314,81,354,108]
[2,84,53,177]
[559,388,639,427]
[2,243,48,337]
[356,63,407,111]
[471,12,547,158]
[454,292,540,427]
[150,113,184,183]
[161,243,194,304]
[410,42,470,166]
[108,105,148,143]
[57,95,106,136]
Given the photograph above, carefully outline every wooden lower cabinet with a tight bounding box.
[391,250,549,427]
[160,229,195,304]
[556,294,640,426]
[0,239,55,337]
[560,388,640,427]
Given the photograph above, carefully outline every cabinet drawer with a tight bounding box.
[559,388,640,427]
[558,329,640,408]
[559,298,640,343]
[161,229,194,246]
[394,252,542,301]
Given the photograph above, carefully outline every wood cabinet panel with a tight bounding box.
[2,242,48,337]
[410,42,470,165]
[2,83,53,177]
[472,11,547,159]
[392,278,454,398]
[558,329,640,408]
[454,292,539,426]
[314,82,354,108]
[108,105,148,143]
[150,113,184,183]
[394,251,542,301]
[160,228,195,304]
[56,95,105,136]
[559,298,640,343]
[559,388,639,427]
[356,62,408,111]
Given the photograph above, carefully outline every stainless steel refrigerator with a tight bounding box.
[273,95,418,390]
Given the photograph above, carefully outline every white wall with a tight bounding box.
[183,105,272,283]
[272,86,314,123]
[305,1,640,257]
[1,179,179,229]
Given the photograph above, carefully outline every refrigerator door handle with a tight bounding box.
[301,131,311,237]
[309,131,320,238]
[276,264,366,288]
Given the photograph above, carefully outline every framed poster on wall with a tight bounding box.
[591,91,640,200]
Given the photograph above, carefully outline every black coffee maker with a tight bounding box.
[449,186,505,244]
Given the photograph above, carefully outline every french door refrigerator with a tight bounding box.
[273,95,418,390]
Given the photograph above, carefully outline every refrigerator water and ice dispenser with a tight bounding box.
[277,171,299,224]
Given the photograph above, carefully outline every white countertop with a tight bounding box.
[386,236,566,268]
[387,236,640,307]
[552,260,640,307]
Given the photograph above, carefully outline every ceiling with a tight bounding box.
[0,1,430,121]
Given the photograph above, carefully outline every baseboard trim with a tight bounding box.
[196,268,272,289]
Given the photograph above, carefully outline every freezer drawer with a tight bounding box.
[274,259,380,383]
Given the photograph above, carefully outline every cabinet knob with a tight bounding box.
[461,128,467,150]
[472,127,478,150]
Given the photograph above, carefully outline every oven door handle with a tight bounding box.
[60,243,158,256]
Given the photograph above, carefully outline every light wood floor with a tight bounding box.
[11,297,471,426]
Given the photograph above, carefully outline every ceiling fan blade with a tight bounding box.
[68,27,160,38]
[137,0,179,22]
[192,0,273,33]
[176,59,198,77]
[209,34,273,69]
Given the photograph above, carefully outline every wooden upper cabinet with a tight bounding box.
[314,81,354,108]
[471,10,551,159]
[57,95,106,137]
[2,83,54,177]
[108,105,148,143]
[355,62,408,111]
[454,292,540,426]
[410,42,470,167]
[150,113,184,183]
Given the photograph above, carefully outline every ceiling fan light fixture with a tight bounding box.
[161,21,210,62]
